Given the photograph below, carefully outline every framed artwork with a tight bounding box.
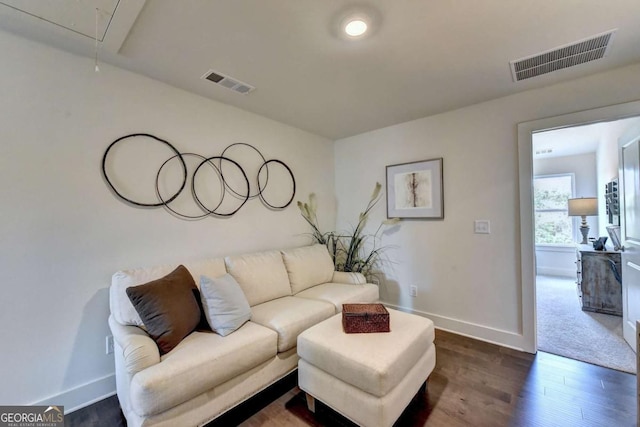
[606,225,622,251]
[386,158,443,219]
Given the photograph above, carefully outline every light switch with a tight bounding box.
[474,220,490,234]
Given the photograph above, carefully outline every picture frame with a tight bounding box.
[606,225,622,251]
[386,158,444,219]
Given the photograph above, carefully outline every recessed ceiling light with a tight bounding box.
[332,6,381,41]
[344,19,368,37]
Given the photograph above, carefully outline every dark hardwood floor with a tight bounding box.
[66,330,637,426]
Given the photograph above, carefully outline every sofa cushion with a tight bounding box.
[225,250,292,307]
[295,282,379,313]
[129,322,278,417]
[111,258,227,327]
[250,296,335,352]
[281,244,335,294]
[200,274,251,336]
[126,265,202,354]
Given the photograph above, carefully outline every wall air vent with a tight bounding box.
[510,30,616,82]
[201,70,255,95]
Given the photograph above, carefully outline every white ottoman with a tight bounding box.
[297,308,436,427]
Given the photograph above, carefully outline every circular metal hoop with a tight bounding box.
[102,133,187,207]
[192,156,250,217]
[220,142,268,199]
[258,159,296,209]
[156,153,222,220]
[102,136,295,217]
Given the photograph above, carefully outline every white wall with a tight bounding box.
[534,246,576,278]
[0,30,334,409]
[595,118,640,234]
[532,152,596,277]
[334,62,640,350]
[597,127,622,237]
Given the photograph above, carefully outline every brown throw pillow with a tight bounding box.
[126,265,201,354]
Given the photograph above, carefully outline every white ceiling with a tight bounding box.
[2,0,640,139]
[0,0,117,40]
[533,116,640,159]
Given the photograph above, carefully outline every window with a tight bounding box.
[534,174,574,244]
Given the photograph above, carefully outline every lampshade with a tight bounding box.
[568,197,598,216]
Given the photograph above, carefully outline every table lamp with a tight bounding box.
[568,197,598,244]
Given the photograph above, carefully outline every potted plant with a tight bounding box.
[297,182,399,282]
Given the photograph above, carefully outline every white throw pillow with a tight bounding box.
[199,274,251,336]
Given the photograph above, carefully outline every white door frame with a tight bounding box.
[517,100,640,353]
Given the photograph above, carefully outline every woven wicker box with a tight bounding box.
[342,303,390,333]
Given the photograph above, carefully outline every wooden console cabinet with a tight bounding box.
[575,245,622,316]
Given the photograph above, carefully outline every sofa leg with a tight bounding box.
[305,393,316,413]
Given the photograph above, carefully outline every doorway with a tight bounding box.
[517,100,640,363]
[532,121,637,372]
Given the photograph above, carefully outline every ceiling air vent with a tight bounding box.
[201,70,255,95]
[510,30,616,82]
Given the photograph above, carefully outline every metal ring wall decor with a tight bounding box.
[220,142,268,200]
[192,156,250,217]
[101,133,296,219]
[102,133,187,207]
[258,159,296,209]
[155,153,217,220]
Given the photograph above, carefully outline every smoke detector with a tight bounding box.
[510,30,616,82]
[201,70,255,95]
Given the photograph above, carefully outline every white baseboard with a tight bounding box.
[383,303,528,352]
[536,267,575,277]
[32,374,116,414]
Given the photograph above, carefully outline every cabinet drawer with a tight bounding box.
[576,248,622,316]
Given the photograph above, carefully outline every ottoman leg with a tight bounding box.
[305,393,316,413]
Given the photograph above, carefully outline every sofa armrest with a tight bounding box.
[331,271,367,285]
[109,315,160,375]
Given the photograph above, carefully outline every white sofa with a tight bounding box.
[108,244,379,427]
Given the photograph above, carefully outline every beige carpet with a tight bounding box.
[536,275,636,374]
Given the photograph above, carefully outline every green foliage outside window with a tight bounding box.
[534,175,573,245]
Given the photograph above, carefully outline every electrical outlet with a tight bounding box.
[106,335,114,355]
[410,285,417,297]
